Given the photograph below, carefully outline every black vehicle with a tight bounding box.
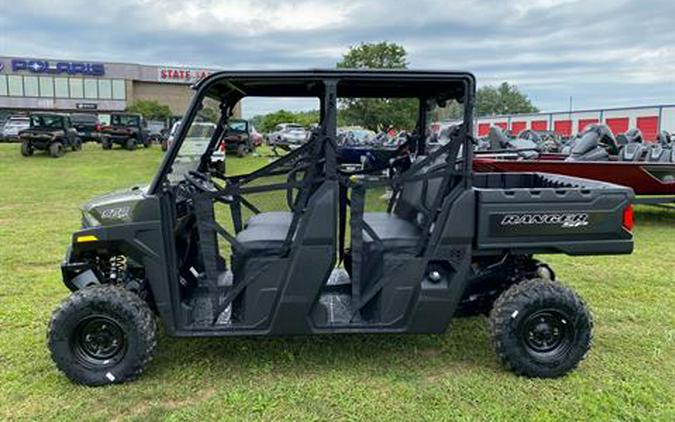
[19,113,82,157]
[101,113,150,150]
[70,113,101,143]
[49,70,634,386]
[222,119,255,157]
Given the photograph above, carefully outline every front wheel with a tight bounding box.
[489,279,592,378]
[49,141,64,158]
[102,139,112,150]
[126,138,137,151]
[21,140,33,156]
[47,285,157,386]
[72,138,83,151]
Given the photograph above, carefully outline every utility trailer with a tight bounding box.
[48,70,634,386]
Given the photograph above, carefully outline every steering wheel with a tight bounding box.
[185,171,219,193]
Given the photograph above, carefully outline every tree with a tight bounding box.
[336,42,417,131]
[475,82,538,117]
[125,100,172,121]
[253,109,321,133]
[200,107,219,123]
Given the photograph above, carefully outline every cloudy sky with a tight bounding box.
[2,0,674,116]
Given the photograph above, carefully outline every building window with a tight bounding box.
[112,79,125,100]
[84,79,98,99]
[69,78,84,99]
[39,77,54,97]
[54,78,69,98]
[8,75,23,96]
[24,76,39,97]
[0,76,7,96]
[98,79,112,99]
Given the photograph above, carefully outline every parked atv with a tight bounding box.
[19,113,82,158]
[100,113,150,150]
[223,119,255,157]
[49,70,633,386]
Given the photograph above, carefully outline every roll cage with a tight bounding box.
[150,70,476,194]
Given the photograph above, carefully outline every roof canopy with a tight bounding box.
[196,69,475,102]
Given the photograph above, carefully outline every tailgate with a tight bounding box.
[475,172,634,255]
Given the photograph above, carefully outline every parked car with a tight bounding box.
[250,125,264,148]
[70,113,101,143]
[268,123,308,148]
[146,120,166,145]
[2,116,30,142]
[19,113,82,157]
[100,113,150,150]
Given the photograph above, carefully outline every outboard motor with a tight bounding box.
[565,124,615,161]
[624,128,644,144]
[647,130,673,162]
[657,130,671,146]
[487,126,509,150]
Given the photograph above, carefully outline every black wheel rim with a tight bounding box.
[519,309,574,358]
[72,316,127,366]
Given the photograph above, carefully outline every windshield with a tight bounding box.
[6,118,29,126]
[167,110,218,183]
[30,115,62,128]
[228,120,247,132]
[111,114,140,126]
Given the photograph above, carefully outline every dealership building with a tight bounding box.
[0,56,239,118]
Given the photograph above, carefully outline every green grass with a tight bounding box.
[0,142,674,421]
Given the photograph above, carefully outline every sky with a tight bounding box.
[2,0,674,117]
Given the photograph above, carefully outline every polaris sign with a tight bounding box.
[11,59,105,76]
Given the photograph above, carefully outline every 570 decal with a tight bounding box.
[500,213,590,228]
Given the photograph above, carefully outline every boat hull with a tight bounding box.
[473,158,675,195]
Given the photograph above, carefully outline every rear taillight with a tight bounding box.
[95,123,101,132]
[622,205,634,232]
[219,141,225,152]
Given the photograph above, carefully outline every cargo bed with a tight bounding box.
[473,172,634,255]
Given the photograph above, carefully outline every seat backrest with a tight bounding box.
[646,144,665,162]
[393,158,448,227]
[619,143,646,161]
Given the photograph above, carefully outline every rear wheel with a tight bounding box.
[21,140,33,156]
[49,141,64,158]
[236,143,247,158]
[489,279,592,378]
[126,138,137,151]
[102,139,112,150]
[143,137,151,148]
[47,285,157,386]
[72,137,83,151]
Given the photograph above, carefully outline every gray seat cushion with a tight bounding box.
[235,223,290,250]
[246,211,293,227]
[362,212,421,250]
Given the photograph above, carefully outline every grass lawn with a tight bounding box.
[0,142,673,421]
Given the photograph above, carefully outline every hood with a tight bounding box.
[20,128,61,136]
[81,185,149,226]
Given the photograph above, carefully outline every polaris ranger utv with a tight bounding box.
[19,113,82,157]
[49,70,634,386]
[101,113,150,150]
